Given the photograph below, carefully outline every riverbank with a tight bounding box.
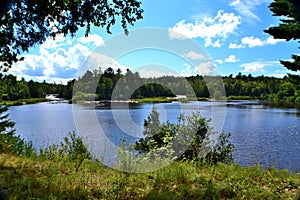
[0,153,299,199]
[0,98,49,106]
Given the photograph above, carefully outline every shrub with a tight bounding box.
[40,131,91,171]
[135,106,234,164]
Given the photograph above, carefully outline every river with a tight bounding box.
[8,101,300,172]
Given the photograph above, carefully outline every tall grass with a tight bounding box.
[0,153,299,199]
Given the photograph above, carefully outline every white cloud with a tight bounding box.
[229,36,284,49]
[204,38,221,48]
[80,52,128,76]
[182,51,207,60]
[77,34,106,47]
[194,62,217,75]
[215,59,224,64]
[229,0,271,22]
[40,34,68,50]
[230,0,240,6]
[215,55,239,64]
[265,36,285,45]
[169,10,241,47]
[229,43,242,49]
[11,39,93,83]
[181,64,196,76]
[241,36,264,47]
[138,69,179,78]
[240,61,278,73]
[225,55,240,63]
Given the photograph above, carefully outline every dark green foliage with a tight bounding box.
[265,0,300,71]
[0,105,14,136]
[63,131,91,161]
[75,69,300,102]
[223,73,300,102]
[0,185,6,200]
[135,107,235,164]
[0,105,35,156]
[0,0,143,71]
[209,132,234,164]
[2,70,300,103]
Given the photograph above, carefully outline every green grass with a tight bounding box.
[0,153,299,199]
[0,98,49,106]
[136,97,173,103]
[226,96,254,101]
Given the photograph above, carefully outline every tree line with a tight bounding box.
[1,69,300,102]
[73,68,300,102]
[0,73,72,101]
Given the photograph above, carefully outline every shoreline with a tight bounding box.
[0,98,50,106]
[2,97,300,110]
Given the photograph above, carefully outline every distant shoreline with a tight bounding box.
[0,98,49,106]
[2,96,300,110]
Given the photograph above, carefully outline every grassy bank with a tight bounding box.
[0,153,299,199]
[136,97,173,103]
[0,98,49,106]
[226,96,255,101]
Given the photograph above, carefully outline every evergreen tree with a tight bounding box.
[265,0,300,71]
[0,105,34,155]
[0,105,15,136]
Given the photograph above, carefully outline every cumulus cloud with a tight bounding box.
[229,36,284,49]
[229,0,271,22]
[215,55,239,64]
[215,59,224,64]
[182,51,207,60]
[194,62,217,75]
[10,35,95,84]
[77,34,106,47]
[40,34,70,50]
[169,10,240,47]
[240,61,278,73]
[9,32,121,84]
[79,52,128,77]
[181,64,196,76]
[204,38,221,48]
[225,55,240,63]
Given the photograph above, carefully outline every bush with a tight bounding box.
[135,106,234,164]
[40,131,91,171]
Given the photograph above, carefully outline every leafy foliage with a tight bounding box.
[0,0,143,71]
[40,131,91,171]
[265,0,300,71]
[135,106,235,164]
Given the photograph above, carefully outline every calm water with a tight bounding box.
[9,101,300,171]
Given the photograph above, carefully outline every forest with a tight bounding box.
[0,68,299,103]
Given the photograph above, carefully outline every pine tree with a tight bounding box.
[0,105,17,153]
[0,105,15,136]
[264,0,300,71]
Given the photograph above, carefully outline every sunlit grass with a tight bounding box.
[136,97,172,103]
[0,98,49,106]
[0,153,299,199]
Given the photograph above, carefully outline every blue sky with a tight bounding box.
[10,0,300,83]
